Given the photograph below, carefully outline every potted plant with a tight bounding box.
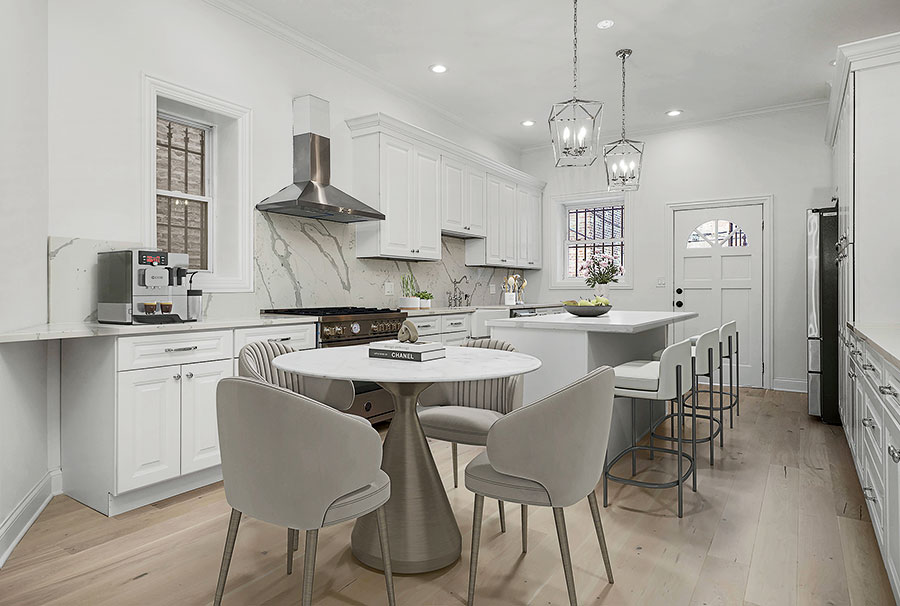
[398,274,420,310]
[579,253,624,299]
[415,290,434,309]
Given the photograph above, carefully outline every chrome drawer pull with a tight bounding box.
[862,363,876,372]
[848,371,857,379]
[448,321,463,327]
[185,372,194,379]
[173,373,182,381]
[863,487,877,502]
[878,385,898,398]
[861,417,877,431]
[165,345,198,353]
[267,337,292,342]
[888,445,900,464]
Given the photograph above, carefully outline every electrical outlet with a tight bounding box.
[656,277,666,288]
[384,281,394,296]
[489,283,496,294]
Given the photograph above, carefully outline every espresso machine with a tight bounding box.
[97,250,194,324]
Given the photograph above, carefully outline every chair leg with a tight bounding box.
[718,343,725,447]
[375,506,397,606]
[736,333,741,416]
[631,399,637,477]
[676,365,684,519]
[287,528,297,575]
[300,529,318,606]
[467,494,485,606]
[552,507,578,606]
[690,358,697,492]
[603,453,609,508]
[498,500,506,533]
[452,442,459,488]
[648,399,654,460]
[213,508,242,606]
[521,504,528,553]
[707,348,715,466]
[587,492,614,584]
[293,528,299,552]
[729,336,735,428]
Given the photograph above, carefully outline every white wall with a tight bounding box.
[46,0,520,243]
[521,104,833,390]
[0,0,53,566]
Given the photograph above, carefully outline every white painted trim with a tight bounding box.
[773,378,807,393]
[202,0,520,158]
[107,466,223,517]
[547,191,633,291]
[142,74,254,292]
[345,113,545,191]
[826,32,900,145]
[0,471,58,568]
[665,195,774,390]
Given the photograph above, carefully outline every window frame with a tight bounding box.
[549,191,633,290]
[155,111,215,272]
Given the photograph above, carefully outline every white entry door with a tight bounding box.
[673,203,763,386]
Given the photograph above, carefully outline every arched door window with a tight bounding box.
[686,220,748,249]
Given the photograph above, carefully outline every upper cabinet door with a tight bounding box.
[181,358,232,475]
[116,366,182,493]
[379,135,416,258]
[466,166,487,237]
[441,155,466,235]
[500,179,518,265]
[484,174,504,265]
[527,189,543,268]
[414,145,441,259]
[516,186,530,266]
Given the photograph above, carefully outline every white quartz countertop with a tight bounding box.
[406,303,564,317]
[848,323,900,370]
[487,310,699,334]
[0,316,318,345]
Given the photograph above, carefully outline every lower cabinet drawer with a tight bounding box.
[441,313,471,334]
[409,316,441,337]
[233,324,317,353]
[441,331,470,346]
[864,446,885,537]
[118,330,233,371]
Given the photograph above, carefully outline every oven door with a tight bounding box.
[320,336,394,423]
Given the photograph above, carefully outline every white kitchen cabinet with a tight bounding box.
[467,176,544,269]
[116,366,182,493]
[884,405,900,592]
[181,359,231,474]
[441,331,469,346]
[466,166,487,236]
[441,156,487,239]
[415,146,442,259]
[516,186,543,269]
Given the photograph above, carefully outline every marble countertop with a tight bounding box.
[406,303,564,317]
[487,310,699,334]
[848,323,900,370]
[0,316,318,345]
[273,344,542,383]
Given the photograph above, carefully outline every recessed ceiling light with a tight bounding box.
[429,64,448,74]
[829,60,837,66]
[521,120,535,127]
[666,109,683,117]
[597,19,615,29]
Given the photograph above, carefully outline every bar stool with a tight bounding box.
[604,339,694,518]
[719,321,740,427]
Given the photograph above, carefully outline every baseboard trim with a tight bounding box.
[0,469,60,568]
[773,378,807,393]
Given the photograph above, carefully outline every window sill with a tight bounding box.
[548,280,633,291]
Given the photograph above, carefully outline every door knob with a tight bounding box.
[675,301,684,308]
[675,288,683,295]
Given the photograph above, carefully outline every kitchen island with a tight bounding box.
[487,310,698,458]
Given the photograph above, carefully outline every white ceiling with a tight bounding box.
[236,0,900,149]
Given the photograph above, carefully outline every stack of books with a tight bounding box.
[368,339,446,362]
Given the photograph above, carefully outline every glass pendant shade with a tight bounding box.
[603,138,644,191]
[549,99,603,167]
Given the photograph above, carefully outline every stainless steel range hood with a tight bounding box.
[256,96,384,223]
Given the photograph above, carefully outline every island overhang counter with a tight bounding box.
[487,310,699,459]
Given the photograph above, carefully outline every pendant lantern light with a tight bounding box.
[603,49,644,190]
[548,0,603,167]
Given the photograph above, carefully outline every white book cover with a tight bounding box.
[369,339,445,353]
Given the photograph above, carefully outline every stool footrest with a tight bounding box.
[605,445,695,490]
[650,412,722,444]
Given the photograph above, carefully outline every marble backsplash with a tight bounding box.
[48,212,527,323]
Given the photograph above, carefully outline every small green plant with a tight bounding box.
[401,274,417,297]
[415,290,433,300]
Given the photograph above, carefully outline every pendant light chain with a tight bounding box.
[620,51,627,139]
[572,0,578,98]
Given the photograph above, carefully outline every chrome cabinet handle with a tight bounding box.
[888,444,900,464]
[863,363,876,372]
[863,487,877,502]
[165,346,198,353]
[185,372,194,379]
[268,337,292,342]
[879,385,898,398]
[173,373,182,380]
[852,350,862,357]
[861,417,877,430]
[448,321,463,327]
[848,371,856,379]
[528,261,535,265]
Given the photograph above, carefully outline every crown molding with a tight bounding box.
[347,113,546,190]
[202,0,519,159]
[825,31,900,145]
[519,98,829,155]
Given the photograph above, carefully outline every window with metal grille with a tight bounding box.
[565,203,625,278]
[155,114,211,270]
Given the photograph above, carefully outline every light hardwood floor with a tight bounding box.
[0,388,894,605]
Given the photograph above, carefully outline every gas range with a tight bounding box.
[261,306,407,346]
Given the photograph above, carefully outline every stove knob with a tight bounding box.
[322,326,333,337]
[351,322,361,334]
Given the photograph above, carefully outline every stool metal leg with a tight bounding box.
[452,442,459,488]
[213,508,242,606]
[708,348,715,466]
[300,529,318,606]
[498,500,506,533]
[718,342,725,447]
[552,507,578,606]
[736,332,741,415]
[603,453,609,507]
[587,492,614,584]
[521,504,528,553]
[467,494,485,606]
[691,356,697,492]
[649,399,654,461]
[728,335,734,429]
[676,365,684,519]
[631,399,637,477]
[287,528,296,574]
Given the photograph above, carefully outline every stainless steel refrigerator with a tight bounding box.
[807,208,839,424]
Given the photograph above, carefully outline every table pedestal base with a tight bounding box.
[351,381,462,573]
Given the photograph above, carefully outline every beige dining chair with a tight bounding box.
[464,366,616,606]
[417,338,522,532]
[213,378,395,606]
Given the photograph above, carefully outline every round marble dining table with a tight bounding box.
[273,344,541,574]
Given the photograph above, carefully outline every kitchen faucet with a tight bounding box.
[447,275,469,307]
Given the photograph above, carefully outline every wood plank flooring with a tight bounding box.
[0,388,894,605]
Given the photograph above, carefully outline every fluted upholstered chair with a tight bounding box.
[464,366,616,606]
[417,338,523,531]
[214,378,395,606]
[238,341,355,411]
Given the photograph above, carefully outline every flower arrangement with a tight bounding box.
[579,253,624,288]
